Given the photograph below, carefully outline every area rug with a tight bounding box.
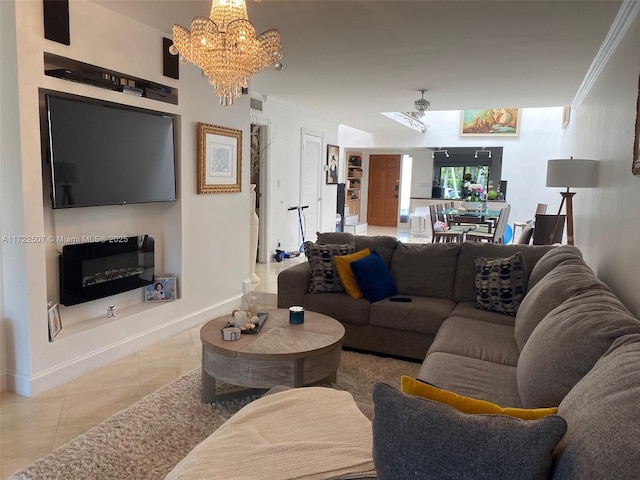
[10,350,420,480]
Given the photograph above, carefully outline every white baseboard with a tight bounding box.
[7,296,241,398]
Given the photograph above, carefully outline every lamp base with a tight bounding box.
[550,190,576,245]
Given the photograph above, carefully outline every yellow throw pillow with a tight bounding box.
[334,248,371,299]
[400,375,558,420]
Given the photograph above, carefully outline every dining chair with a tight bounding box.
[512,203,547,243]
[516,223,535,244]
[434,203,446,223]
[428,204,472,243]
[467,205,511,243]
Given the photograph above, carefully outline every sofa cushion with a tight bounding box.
[428,316,519,366]
[334,248,371,299]
[350,250,397,303]
[316,232,398,267]
[304,241,355,293]
[372,383,567,480]
[390,242,460,300]
[419,351,523,407]
[475,252,527,315]
[517,289,640,408]
[527,245,584,291]
[514,263,606,351]
[401,375,557,420]
[449,302,515,326]
[552,334,640,479]
[454,243,553,302]
[369,296,455,335]
[302,292,370,326]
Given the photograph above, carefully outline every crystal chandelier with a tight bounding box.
[413,90,431,118]
[170,0,283,106]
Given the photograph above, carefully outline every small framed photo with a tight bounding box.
[48,303,62,342]
[145,274,178,302]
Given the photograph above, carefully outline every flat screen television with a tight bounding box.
[41,91,177,208]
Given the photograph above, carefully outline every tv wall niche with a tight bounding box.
[40,89,178,209]
[59,234,155,306]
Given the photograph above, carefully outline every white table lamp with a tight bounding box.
[546,158,597,245]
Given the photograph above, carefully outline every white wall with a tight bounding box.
[1,0,255,395]
[0,0,25,392]
[568,15,640,316]
[251,97,341,257]
[340,108,569,233]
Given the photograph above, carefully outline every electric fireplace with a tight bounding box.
[59,235,154,306]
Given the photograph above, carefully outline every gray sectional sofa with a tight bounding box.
[278,232,557,359]
[277,232,640,478]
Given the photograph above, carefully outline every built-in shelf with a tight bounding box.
[346,152,363,217]
[54,299,178,341]
[44,52,178,105]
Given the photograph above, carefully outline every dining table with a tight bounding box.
[438,207,501,234]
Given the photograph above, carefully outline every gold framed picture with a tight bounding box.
[632,73,640,176]
[197,122,242,193]
[460,109,520,136]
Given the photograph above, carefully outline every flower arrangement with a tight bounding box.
[463,182,484,202]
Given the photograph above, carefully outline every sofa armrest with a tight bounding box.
[277,261,310,308]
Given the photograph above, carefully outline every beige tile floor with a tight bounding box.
[0,225,419,478]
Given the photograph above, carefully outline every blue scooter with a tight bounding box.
[274,205,309,262]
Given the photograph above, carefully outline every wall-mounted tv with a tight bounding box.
[41,91,177,208]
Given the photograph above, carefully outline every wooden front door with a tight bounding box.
[367,154,400,226]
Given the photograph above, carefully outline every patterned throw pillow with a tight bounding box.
[475,252,527,315]
[305,241,356,293]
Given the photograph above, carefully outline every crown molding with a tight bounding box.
[572,0,640,110]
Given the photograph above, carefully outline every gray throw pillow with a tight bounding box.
[514,263,607,352]
[527,246,584,290]
[475,252,527,315]
[304,241,355,293]
[372,383,567,480]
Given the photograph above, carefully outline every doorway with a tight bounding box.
[251,123,270,263]
[367,154,401,226]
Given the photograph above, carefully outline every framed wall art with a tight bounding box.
[326,144,339,184]
[460,109,520,136]
[197,122,242,193]
[632,73,640,176]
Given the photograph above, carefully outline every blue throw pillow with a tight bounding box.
[350,250,397,303]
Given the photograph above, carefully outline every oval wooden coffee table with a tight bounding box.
[200,309,345,403]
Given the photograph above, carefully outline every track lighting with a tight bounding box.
[432,148,449,159]
[474,148,492,159]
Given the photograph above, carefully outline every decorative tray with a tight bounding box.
[223,312,269,334]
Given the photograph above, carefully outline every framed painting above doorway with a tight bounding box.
[460,109,520,136]
[326,144,339,184]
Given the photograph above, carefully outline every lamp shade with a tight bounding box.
[546,159,597,188]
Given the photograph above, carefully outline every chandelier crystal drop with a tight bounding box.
[170,0,282,106]
[414,89,431,118]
